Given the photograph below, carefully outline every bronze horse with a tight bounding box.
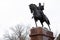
[29,3,51,31]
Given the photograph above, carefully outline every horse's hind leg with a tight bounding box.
[40,22,43,28]
[48,25,51,31]
[41,23,43,28]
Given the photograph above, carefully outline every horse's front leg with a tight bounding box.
[35,20,37,27]
[35,21,37,27]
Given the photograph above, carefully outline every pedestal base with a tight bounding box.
[30,27,54,40]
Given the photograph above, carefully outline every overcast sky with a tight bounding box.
[0,0,60,40]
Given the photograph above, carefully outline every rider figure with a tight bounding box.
[38,3,44,11]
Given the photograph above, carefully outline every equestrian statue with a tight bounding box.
[29,3,51,31]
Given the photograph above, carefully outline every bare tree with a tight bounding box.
[4,32,17,40]
[4,24,30,40]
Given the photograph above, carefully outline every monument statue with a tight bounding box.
[29,3,51,31]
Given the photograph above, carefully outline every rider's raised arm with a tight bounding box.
[43,3,44,6]
[41,3,44,10]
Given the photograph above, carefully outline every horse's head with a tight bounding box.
[29,4,37,13]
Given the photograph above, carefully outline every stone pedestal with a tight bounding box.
[30,27,54,40]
